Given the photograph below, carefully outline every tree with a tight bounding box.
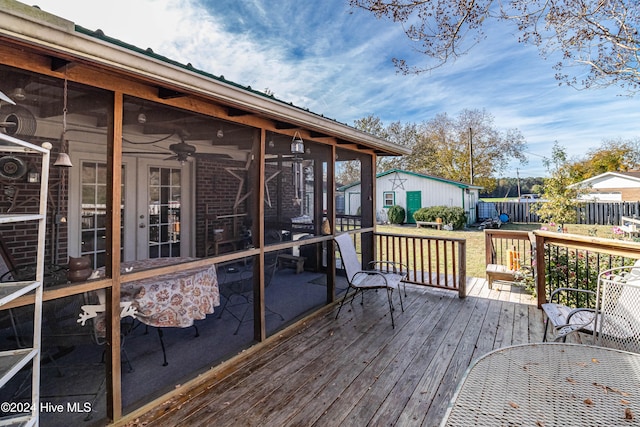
[533,142,583,226]
[353,114,417,172]
[350,0,640,92]
[408,109,527,192]
[568,138,640,181]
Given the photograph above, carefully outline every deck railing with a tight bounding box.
[485,229,535,269]
[335,214,362,232]
[486,229,640,309]
[374,231,467,297]
[532,230,640,308]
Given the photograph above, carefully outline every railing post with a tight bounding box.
[458,240,466,298]
[533,232,546,308]
[484,230,494,265]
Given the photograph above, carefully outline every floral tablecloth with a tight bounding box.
[85,257,219,333]
[122,260,219,328]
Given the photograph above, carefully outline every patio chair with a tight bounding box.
[334,233,407,328]
[542,259,640,348]
[593,262,640,353]
[217,254,283,334]
[541,287,598,342]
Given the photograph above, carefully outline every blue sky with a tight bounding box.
[32,0,640,177]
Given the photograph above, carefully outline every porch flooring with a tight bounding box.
[125,278,585,427]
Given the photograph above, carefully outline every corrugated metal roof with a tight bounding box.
[74,25,341,124]
[0,0,411,156]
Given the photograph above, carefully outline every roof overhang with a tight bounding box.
[0,0,410,157]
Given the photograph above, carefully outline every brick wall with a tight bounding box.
[195,155,300,256]
[0,149,67,271]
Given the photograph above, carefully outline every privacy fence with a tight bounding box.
[478,201,640,225]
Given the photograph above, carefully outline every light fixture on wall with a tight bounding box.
[290,131,304,154]
[216,127,224,139]
[26,167,40,183]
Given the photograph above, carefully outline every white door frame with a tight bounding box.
[68,150,192,263]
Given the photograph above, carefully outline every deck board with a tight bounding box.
[126,278,576,427]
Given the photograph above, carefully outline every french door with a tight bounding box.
[68,153,192,268]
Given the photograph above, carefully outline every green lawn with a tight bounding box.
[375,222,620,279]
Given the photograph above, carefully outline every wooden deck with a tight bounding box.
[122,278,578,427]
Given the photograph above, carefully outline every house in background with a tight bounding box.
[339,169,483,225]
[571,171,640,201]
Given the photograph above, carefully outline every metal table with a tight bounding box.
[441,343,640,426]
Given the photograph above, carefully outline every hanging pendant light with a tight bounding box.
[54,71,72,167]
[290,131,304,154]
[53,150,73,167]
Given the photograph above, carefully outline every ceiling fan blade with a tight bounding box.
[123,151,172,155]
[0,122,17,128]
[0,90,15,105]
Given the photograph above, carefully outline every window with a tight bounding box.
[383,192,395,207]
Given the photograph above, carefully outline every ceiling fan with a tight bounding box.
[167,139,196,163]
[123,130,197,163]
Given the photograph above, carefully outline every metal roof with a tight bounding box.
[0,0,410,157]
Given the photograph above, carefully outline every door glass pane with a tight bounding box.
[148,166,181,258]
[79,161,124,268]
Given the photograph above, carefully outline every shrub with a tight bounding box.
[387,205,406,224]
[413,206,466,229]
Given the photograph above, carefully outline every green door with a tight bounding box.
[406,191,421,224]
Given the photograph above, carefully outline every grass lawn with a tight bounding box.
[375,222,620,280]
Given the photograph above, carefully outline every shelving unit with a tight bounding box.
[0,132,50,427]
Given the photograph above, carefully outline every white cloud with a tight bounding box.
[31,0,640,176]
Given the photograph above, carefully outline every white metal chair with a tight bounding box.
[334,233,407,328]
[594,262,640,353]
[542,259,640,349]
[541,287,598,342]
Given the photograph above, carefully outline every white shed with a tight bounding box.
[339,169,483,225]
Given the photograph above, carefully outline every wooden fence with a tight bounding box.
[479,201,640,225]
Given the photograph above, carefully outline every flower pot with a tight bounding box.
[67,256,92,282]
[67,268,93,282]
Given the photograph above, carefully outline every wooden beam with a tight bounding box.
[105,91,124,421]
[227,106,252,117]
[50,56,72,72]
[255,129,266,341]
[157,87,186,99]
[274,121,300,130]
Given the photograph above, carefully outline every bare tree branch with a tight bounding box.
[350,0,640,92]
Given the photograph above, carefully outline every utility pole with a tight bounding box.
[469,127,474,185]
[516,168,522,199]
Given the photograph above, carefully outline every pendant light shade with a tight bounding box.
[54,152,73,167]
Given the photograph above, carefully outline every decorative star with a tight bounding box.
[225,157,252,209]
[389,172,407,190]
[264,170,281,208]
